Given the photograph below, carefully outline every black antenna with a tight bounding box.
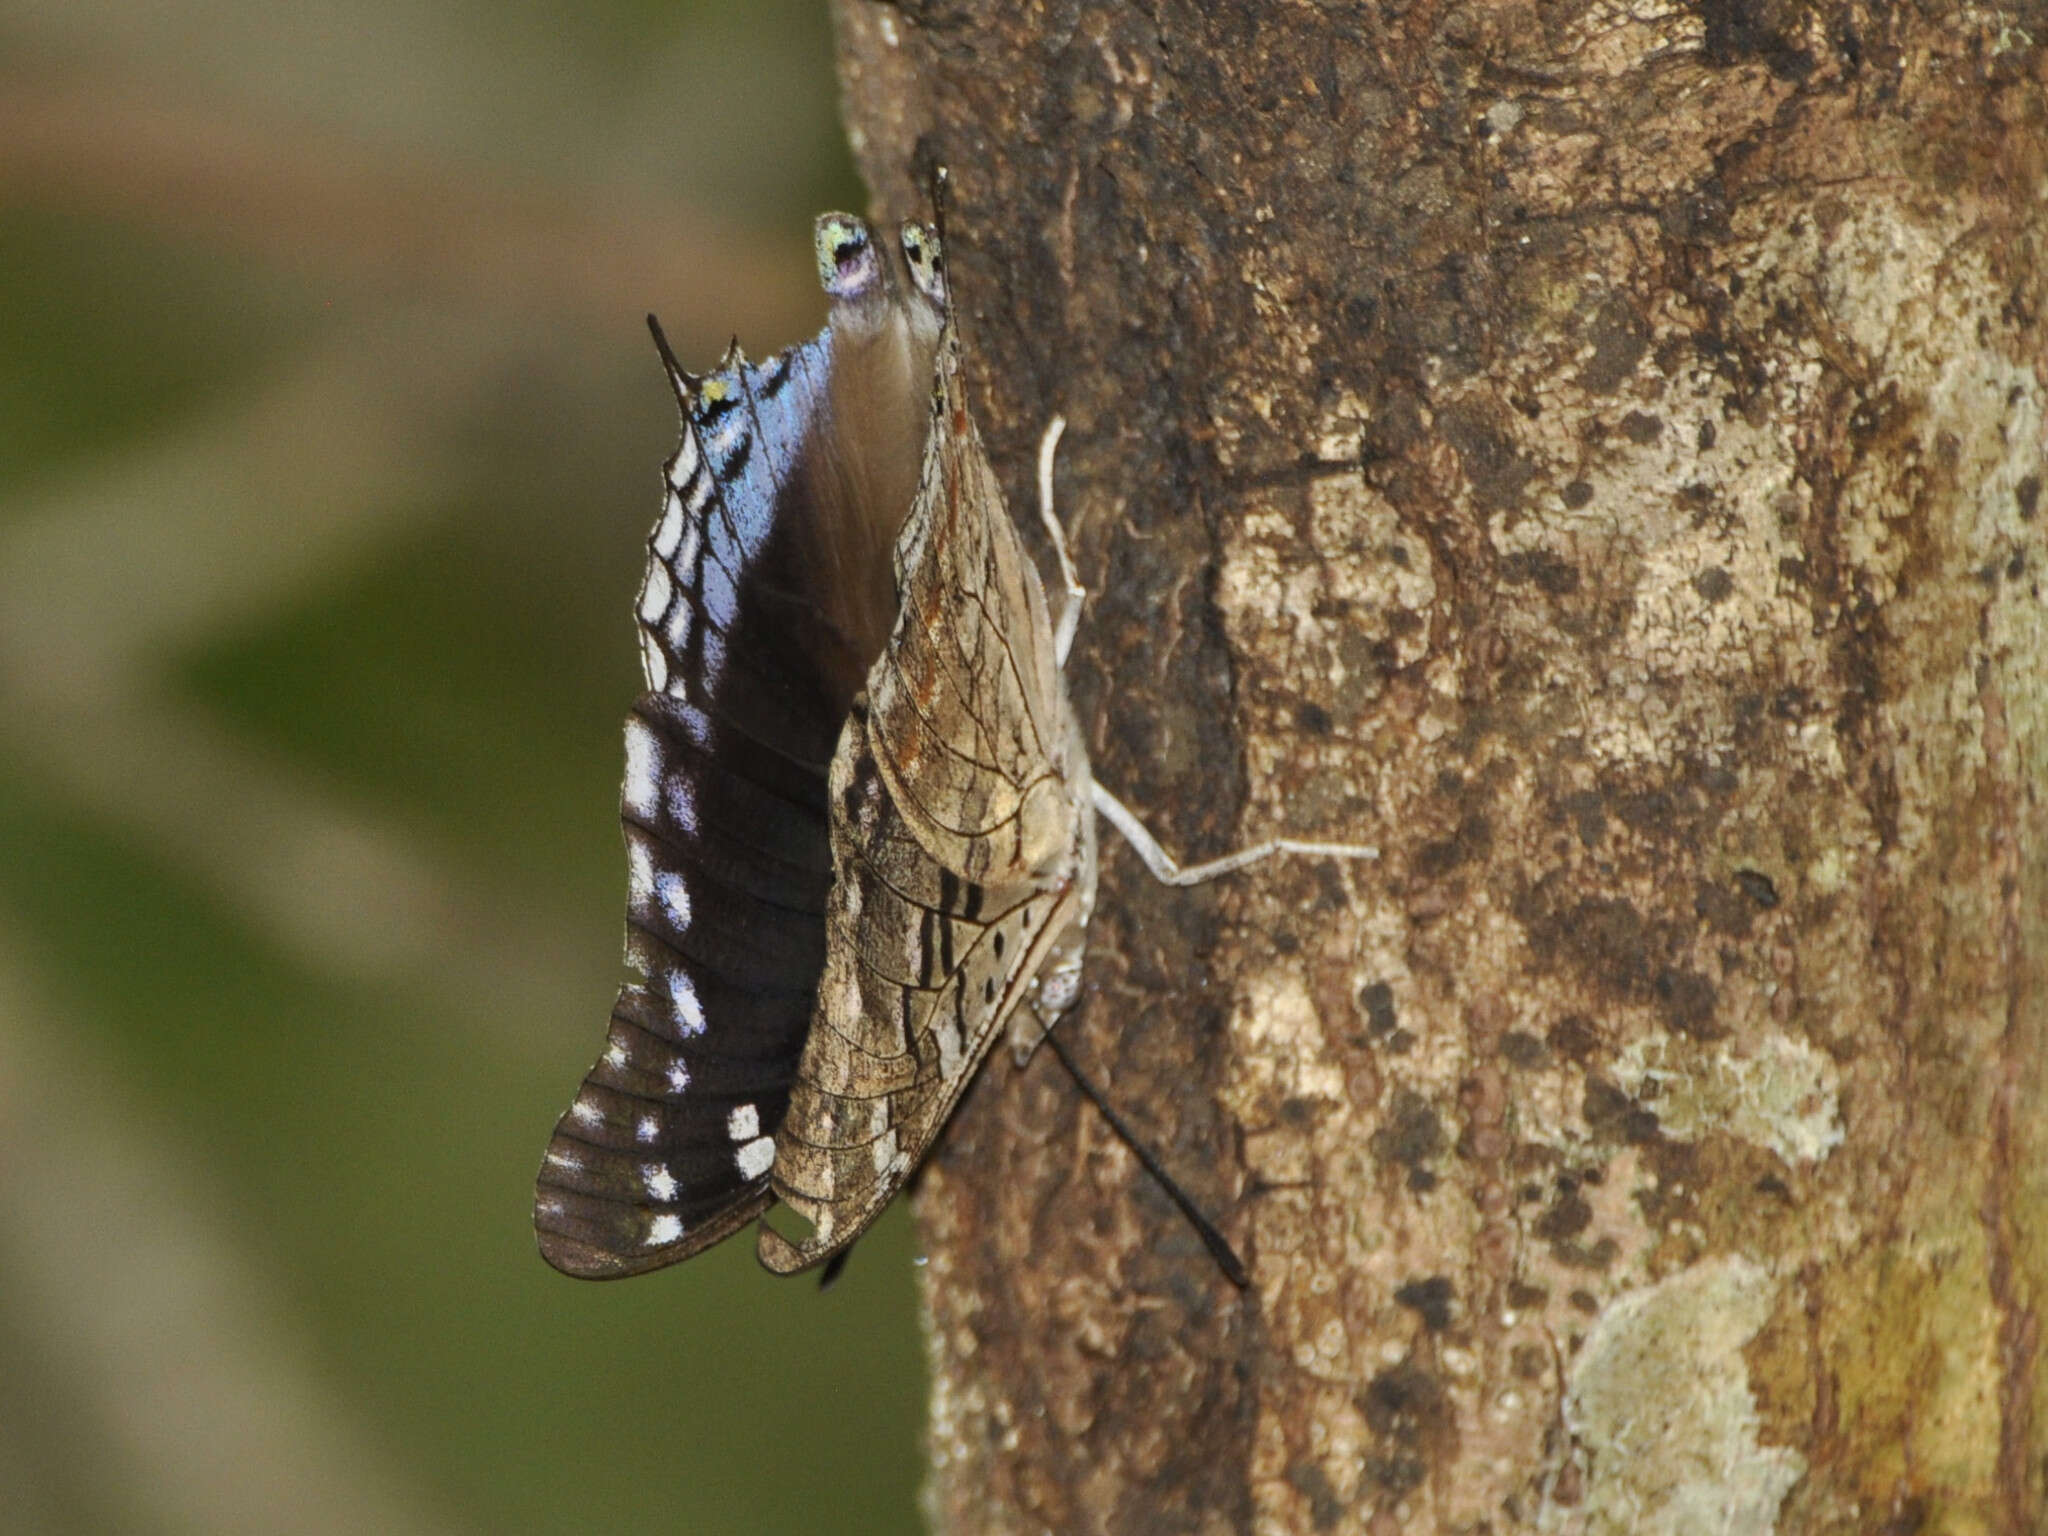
[1037,1025,1251,1289]
[646,312,688,395]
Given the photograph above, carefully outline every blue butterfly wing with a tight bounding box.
[536,217,939,1277]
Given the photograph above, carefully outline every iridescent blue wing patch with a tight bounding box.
[536,216,942,1277]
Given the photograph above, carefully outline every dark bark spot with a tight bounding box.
[1584,1078,1662,1144]
[1360,1360,1446,1439]
[1655,967,1722,1038]
[1562,479,1595,508]
[1364,1452,1426,1494]
[1439,399,1536,512]
[1612,788,1677,832]
[1693,566,1734,602]
[1534,1189,1593,1242]
[1735,868,1780,908]
[1500,1030,1548,1068]
[1359,980,1398,1035]
[1511,1343,1548,1379]
[1697,418,1718,450]
[1548,1015,1602,1063]
[1577,293,1648,394]
[1393,1275,1456,1330]
[1694,878,1754,938]
[1280,1095,1318,1127]
[1284,1462,1344,1530]
[1620,410,1664,444]
[1501,549,1581,594]
[1371,1088,1446,1171]
[2018,473,2040,521]
[1556,1236,1622,1270]
[1557,790,1606,847]
[1416,812,1492,876]
[1296,701,1332,734]
[1507,1280,1549,1311]
[1546,896,1652,992]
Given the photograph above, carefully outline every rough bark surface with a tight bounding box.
[830,3,2048,1532]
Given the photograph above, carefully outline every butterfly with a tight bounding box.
[535,201,1375,1280]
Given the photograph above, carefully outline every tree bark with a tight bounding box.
[831,3,2048,1531]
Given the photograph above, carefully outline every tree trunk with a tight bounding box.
[831,3,2048,1531]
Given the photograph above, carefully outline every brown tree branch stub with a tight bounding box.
[832,3,2048,1532]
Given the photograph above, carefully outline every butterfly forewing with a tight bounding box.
[759,255,1095,1274]
[536,217,938,1278]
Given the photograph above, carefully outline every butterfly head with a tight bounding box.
[899,220,948,314]
[815,214,884,301]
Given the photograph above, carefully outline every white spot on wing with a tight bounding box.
[872,1127,898,1175]
[647,1213,684,1246]
[636,1112,659,1144]
[623,719,660,818]
[666,776,699,834]
[637,558,673,625]
[544,1147,583,1172]
[728,1103,760,1141]
[656,871,692,929]
[674,429,699,482]
[603,1040,628,1070]
[736,1135,776,1180]
[642,1163,678,1202]
[627,837,655,905]
[665,1058,690,1095]
[569,1099,602,1128]
[639,630,667,692]
[652,493,684,559]
[668,970,706,1036]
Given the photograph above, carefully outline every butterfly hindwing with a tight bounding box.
[759,230,1096,1273]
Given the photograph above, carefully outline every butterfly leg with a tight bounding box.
[1090,781,1379,887]
[1036,415,1087,668]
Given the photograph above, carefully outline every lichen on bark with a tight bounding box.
[832,2,2048,1531]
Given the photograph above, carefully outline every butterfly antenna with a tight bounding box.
[927,163,950,244]
[646,313,691,399]
[1037,1025,1251,1289]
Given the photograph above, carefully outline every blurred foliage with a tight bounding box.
[0,4,929,1533]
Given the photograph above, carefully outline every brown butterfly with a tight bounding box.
[534,203,1375,1280]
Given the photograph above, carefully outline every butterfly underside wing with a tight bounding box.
[758,243,1098,1272]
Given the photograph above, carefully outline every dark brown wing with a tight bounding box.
[535,216,939,1277]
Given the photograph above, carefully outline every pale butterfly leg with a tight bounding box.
[1089,783,1379,884]
[1037,415,1086,668]
[1032,413,1381,885]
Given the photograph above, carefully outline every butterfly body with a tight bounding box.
[536,211,1096,1278]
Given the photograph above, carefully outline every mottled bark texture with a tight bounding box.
[831,3,2048,1532]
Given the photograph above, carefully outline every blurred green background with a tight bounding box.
[0,4,930,1532]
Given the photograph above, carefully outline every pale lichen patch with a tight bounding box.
[1553,1256,1804,1534]
[1611,1031,1845,1166]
